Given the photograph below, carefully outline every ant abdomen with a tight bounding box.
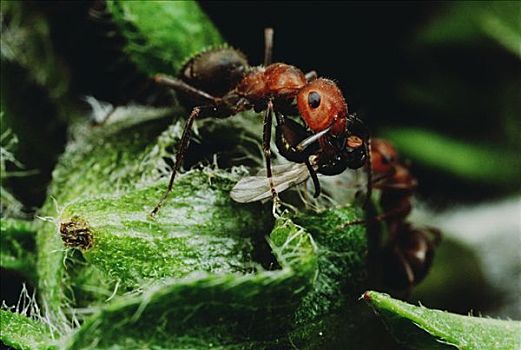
[382,224,439,291]
[180,47,249,99]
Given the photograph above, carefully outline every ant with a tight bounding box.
[366,138,442,292]
[151,28,369,216]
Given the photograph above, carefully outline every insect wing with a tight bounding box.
[230,163,310,203]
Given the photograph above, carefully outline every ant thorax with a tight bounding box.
[236,63,307,103]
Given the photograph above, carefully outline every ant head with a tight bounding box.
[371,138,399,174]
[296,79,347,135]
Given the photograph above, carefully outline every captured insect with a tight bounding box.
[150,28,370,216]
[230,161,317,203]
[368,139,441,292]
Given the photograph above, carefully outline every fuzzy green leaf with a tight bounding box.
[58,170,271,291]
[62,215,317,349]
[364,291,521,350]
[56,207,378,349]
[29,102,379,347]
[35,104,272,317]
[35,107,178,322]
[0,310,57,350]
[106,0,223,76]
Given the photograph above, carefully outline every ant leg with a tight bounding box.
[150,106,205,217]
[304,159,321,198]
[305,71,318,82]
[337,200,410,229]
[264,28,274,66]
[263,98,280,213]
[154,74,217,103]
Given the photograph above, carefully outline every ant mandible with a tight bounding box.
[151,28,369,216]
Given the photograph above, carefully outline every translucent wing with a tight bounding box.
[230,162,311,203]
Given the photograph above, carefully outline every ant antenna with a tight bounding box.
[264,28,274,66]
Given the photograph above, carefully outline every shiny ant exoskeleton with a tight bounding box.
[368,138,441,292]
[151,28,369,216]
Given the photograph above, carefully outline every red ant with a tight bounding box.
[367,138,442,291]
[151,28,369,216]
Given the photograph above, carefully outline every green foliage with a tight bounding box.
[0,310,56,350]
[61,215,317,349]
[59,170,270,291]
[0,218,36,281]
[292,207,367,322]
[2,209,372,349]
[35,107,176,323]
[0,1,69,100]
[106,0,223,76]
[364,291,521,350]
[0,128,24,216]
[383,127,521,187]
[417,1,521,58]
[393,1,521,198]
[35,100,373,345]
[1,1,519,349]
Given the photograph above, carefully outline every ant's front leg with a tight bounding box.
[263,98,281,215]
[275,116,322,197]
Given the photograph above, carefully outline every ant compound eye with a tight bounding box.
[307,91,321,109]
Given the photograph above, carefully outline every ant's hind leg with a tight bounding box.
[264,28,274,66]
[150,106,205,217]
[154,74,217,104]
[337,199,411,230]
